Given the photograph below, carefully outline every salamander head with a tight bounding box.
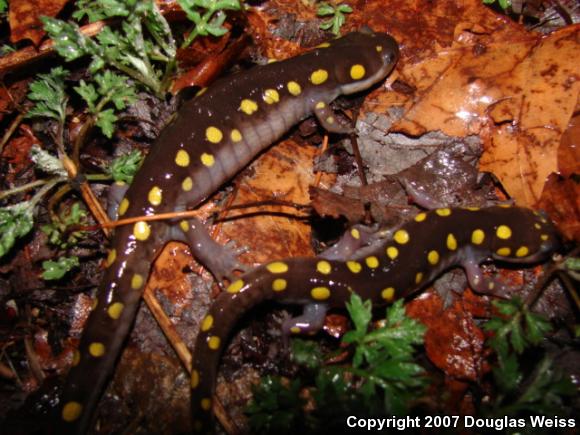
[325,29,399,95]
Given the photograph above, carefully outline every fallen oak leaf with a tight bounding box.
[8,0,70,46]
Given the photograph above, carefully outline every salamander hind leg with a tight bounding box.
[171,217,247,282]
[281,303,328,346]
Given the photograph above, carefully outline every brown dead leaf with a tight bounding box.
[222,140,333,264]
[406,290,487,382]
[391,23,580,207]
[537,174,580,241]
[559,113,580,177]
[9,0,70,46]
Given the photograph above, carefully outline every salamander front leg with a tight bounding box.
[320,224,377,261]
[107,181,129,220]
[171,218,247,282]
[462,258,509,298]
[313,101,354,134]
[281,303,328,346]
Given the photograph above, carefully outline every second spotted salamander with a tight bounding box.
[191,206,561,432]
[58,30,400,433]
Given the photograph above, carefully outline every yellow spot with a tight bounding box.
[427,250,439,265]
[131,274,144,290]
[326,117,334,124]
[240,99,258,115]
[496,225,512,239]
[207,336,220,350]
[488,282,495,290]
[175,149,190,167]
[91,297,98,310]
[447,234,457,251]
[89,342,105,357]
[350,64,366,80]
[471,229,485,245]
[394,229,410,245]
[107,302,124,320]
[105,249,116,267]
[133,221,151,241]
[365,256,379,269]
[200,153,215,167]
[262,89,280,104]
[148,186,162,206]
[205,126,223,143]
[386,246,399,260]
[436,208,451,217]
[290,326,301,334]
[315,101,325,109]
[414,212,427,222]
[231,129,242,142]
[72,350,80,366]
[62,402,82,422]
[180,220,189,232]
[317,42,331,48]
[191,370,199,389]
[534,223,541,230]
[267,58,277,64]
[375,45,383,52]
[540,234,549,241]
[516,246,529,257]
[499,203,512,208]
[350,228,360,239]
[287,81,301,96]
[118,198,129,216]
[310,69,328,85]
[266,261,288,274]
[226,279,244,293]
[496,247,511,256]
[415,272,423,284]
[465,206,480,211]
[201,398,212,411]
[272,278,287,291]
[317,260,332,275]
[311,286,330,300]
[182,177,193,192]
[381,287,395,301]
[196,87,207,97]
[201,315,214,331]
[346,260,362,273]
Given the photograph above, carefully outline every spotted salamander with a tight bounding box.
[191,206,560,432]
[58,30,400,433]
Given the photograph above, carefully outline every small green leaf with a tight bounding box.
[74,80,99,110]
[29,145,67,176]
[317,3,335,16]
[0,202,35,258]
[108,150,144,184]
[95,108,118,138]
[291,338,323,370]
[42,256,80,280]
[26,67,69,122]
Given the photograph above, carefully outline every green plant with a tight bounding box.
[41,202,88,250]
[246,296,427,433]
[75,70,137,138]
[482,0,511,11]
[483,298,575,416]
[178,0,242,48]
[317,2,352,36]
[42,256,80,280]
[42,0,175,96]
[107,150,144,184]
